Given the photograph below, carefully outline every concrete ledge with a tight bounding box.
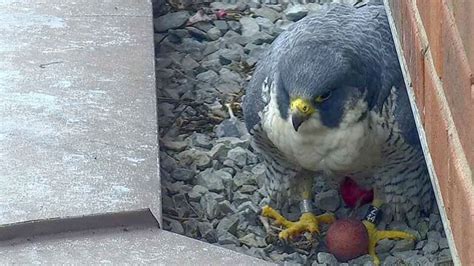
[0,225,272,265]
[0,0,161,226]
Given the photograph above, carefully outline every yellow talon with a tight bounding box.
[363,220,416,265]
[262,205,335,240]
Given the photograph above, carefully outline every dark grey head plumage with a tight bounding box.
[243,3,405,130]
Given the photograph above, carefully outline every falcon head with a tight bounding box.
[274,43,377,132]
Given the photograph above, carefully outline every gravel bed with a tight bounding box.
[154,0,453,264]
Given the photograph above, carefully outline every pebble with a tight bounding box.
[168,219,185,235]
[239,233,267,247]
[376,239,395,254]
[228,147,249,167]
[216,215,240,235]
[161,139,188,152]
[316,252,338,265]
[348,254,374,266]
[171,167,195,181]
[284,5,308,22]
[227,21,242,32]
[314,189,340,212]
[240,17,260,37]
[213,20,229,33]
[438,237,449,249]
[207,27,222,41]
[196,69,219,83]
[422,241,439,255]
[154,11,190,32]
[391,239,415,252]
[254,6,281,22]
[196,168,230,192]
[218,231,241,245]
[198,222,218,243]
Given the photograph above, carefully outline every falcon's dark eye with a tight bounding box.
[315,91,331,103]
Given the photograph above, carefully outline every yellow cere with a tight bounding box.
[290,98,315,115]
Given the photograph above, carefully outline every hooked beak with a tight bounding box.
[291,112,309,131]
[290,98,314,131]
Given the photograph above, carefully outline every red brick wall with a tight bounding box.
[386,1,474,264]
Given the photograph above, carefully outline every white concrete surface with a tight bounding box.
[0,226,273,265]
[0,0,161,225]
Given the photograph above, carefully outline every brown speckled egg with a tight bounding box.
[326,218,369,262]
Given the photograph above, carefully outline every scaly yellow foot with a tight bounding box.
[362,220,416,265]
[261,205,335,240]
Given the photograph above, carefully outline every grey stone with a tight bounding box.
[255,17,275,34]
[438,237,449,249]
[203,41,221,56]
[317,252,338,265]
[216,215,240,235]
[198,222,218,243]
[403,255,432,265]
[217,200,236,216]
[189,133,213,149]
[284,5,308,21]
[422,241,439,255]
[218,48,242,62]
[391,239,415,252]
[232,191,252,206]
[196,168,228,192]
[348,255,374,265]
[214,20,229,33]
[187,185,208,202]
[314,189,340,212]
[238,201,259,223]
[251,32,275,45]
[240,185,258,193]
[183,219,200,238]
[239,233,266,247]
[227,147,249,167]
[254,6,281,22]
[208,143,229,160]
[428,213,440,230]
[154,11,190,32]
[227,21,241,32]
[171,168,195,181]
[195,155,212,171]
[240,17,260,37]
[251,164,266,187]
[416,220,429,239]
[181,54,199,70]
[207,27,222,41]
[381,256,402,266]
[283,252,306,264]
[160,153,177,172]
[233,171,255,188]
[192,21,214,32]
[161,139,188,152]
[215,82,241,94]
[215,119,247,138]
[275,19,294,32]
[415,240,426,250]
[219,68,242,83]
[196,70,219,83]
[200,193,219,219]
[438,248,452,260]
[376,239,395,254]
[427,230,441,241]
[217,231,240,245]
[201,59,222,72]
[168,219,185,235]
[392,250,418,260]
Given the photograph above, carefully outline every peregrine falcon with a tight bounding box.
[242,3,435,264]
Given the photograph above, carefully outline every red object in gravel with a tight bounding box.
[215,9,228,20]
[340,176,374,209]
[326,218,369,262]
